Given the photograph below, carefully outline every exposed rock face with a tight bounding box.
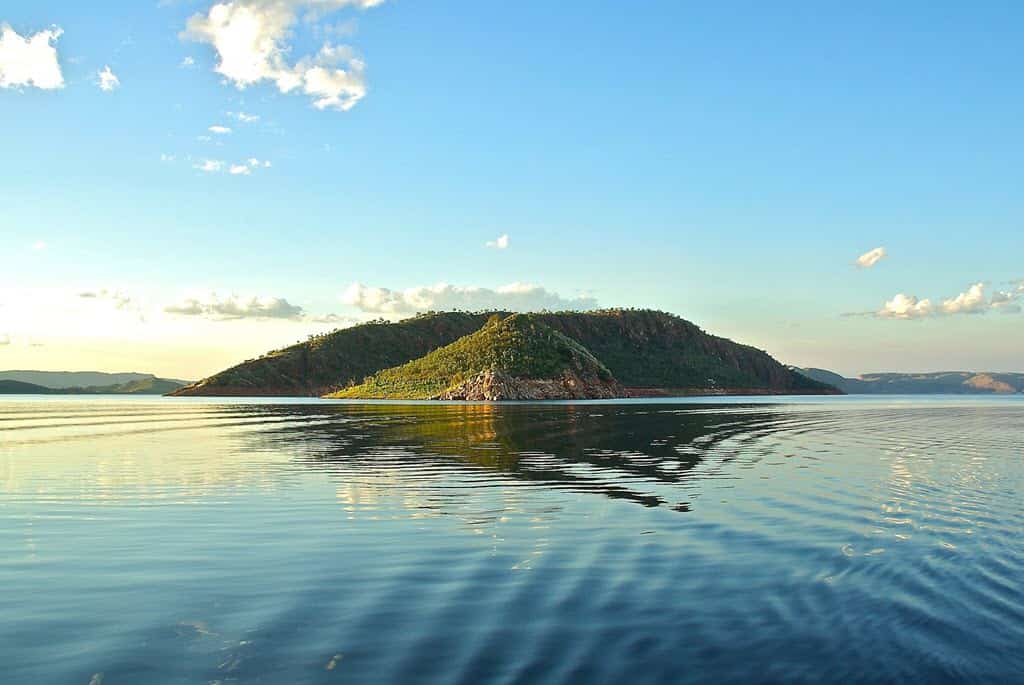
[435,368,623,401]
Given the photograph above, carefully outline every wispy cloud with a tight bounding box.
[855,246,886,269]
[96,65,120,91]
[209,124,232,135]
[486,234,510,250]
[0,24,64,90]
[228,110,259,123]
[165,292,305,320]
[79,288,133,309]
[31,240,47,251]
[182,0,381,112]
[342,282,598,316]
[194,159,224,172]
[194,158,270,175]
[180,55,196,68]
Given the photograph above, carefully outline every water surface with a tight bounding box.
[2,396,1022,683]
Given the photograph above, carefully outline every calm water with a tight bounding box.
[2,396,1022,684]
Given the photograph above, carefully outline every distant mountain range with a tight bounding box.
[797,368,1024,394]
[173,309,838,399]
[0,371,190,395]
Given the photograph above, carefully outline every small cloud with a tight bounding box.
[0,24,64,90]
[877,293,933,320]
[194,159,224,173]
[164,292,304,320]
[228,111,259,123]
[0,334,10,346]
[180,56,196,68]
[160,153,175,162]
[486,234,510,250]
[229,164,251,175]
[31,240,47,250]
[196,135,213,142]
[97,65,120,91]
[856,247,886,269]
[209,125,232,135]
[79,288,133,310]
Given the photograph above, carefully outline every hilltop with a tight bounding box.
[330,314,622,400]
[798,368,1024,394]
[173,309,836,398]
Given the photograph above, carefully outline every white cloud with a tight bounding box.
[165,292,304,320]
[182,0,379,112]
[486,234,510,250]
[940,282,988,315]
[195,159,224,172]
[341,282,599,316]
[31,240,47,250]
[228,110,259,122]
[875,281,1022,320]
[0,24,64,90]
[160,153,176,162]
[193,157,268,175]
[180,56,196,68]
[877,293,933,320]
[856,246,886,269]
[209,124,232,134]
[97,65,120,91]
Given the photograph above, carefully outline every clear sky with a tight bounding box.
[2,0,1022,380]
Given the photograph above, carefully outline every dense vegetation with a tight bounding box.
[331,314,614,399]
[173,309,836,397]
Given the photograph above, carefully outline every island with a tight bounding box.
[172,309,839,400]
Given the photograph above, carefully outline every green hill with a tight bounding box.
[0,380,57,394]
[330,314,622,400]
[173,309,836,398]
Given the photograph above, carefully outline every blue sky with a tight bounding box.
[1,0,1022,378]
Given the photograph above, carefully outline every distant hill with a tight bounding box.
[174,309,838,398]
[331,314,622,400]
[0,371,190,395]
[0,380,57,394]
[797,368,1024,394]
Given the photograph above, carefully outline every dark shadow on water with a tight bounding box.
[242,402,816,511]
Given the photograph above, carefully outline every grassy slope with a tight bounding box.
[174,309,835,396]
[172,313,494,396]
[330,314,614,399]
